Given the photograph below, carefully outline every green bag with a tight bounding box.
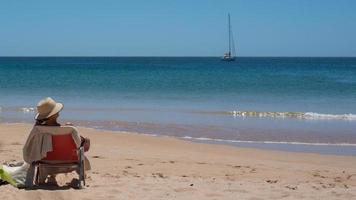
[0,166,17,187]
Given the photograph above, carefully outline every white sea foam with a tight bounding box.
[230,110,356,121]
[20,107,35,113]
[303,112,356,120]
[4,105,356,121]
[181,136,356,147]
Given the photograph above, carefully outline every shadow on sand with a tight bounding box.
[24,184,74,191]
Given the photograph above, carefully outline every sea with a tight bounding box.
[1,57,356,156]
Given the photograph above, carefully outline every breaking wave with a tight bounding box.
[20,107,35,113]
[1,105,356,121]
[229,110,356,121]
[0,106,35,113]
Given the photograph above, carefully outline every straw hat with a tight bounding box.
[35,97,63,120]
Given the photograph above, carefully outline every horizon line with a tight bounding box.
[1,56,356,58]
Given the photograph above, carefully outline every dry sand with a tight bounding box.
[0,123,356,199]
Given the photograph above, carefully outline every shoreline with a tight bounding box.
[4,122,355,158]
[1,123,356,199]
[2,120,356,156]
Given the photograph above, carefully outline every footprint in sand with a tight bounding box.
[266,180,278,184]
[152,172,167,178]
[285,185,297,190]
[319,183,335,189]
[122,170,129,176]
[121,170,139,177]
[161,160,177,164]
[230,165,255,172]
[346,174,356,180]
[327,183,336,188]
[91,155,104,159]
[334,177,343,183]
[312,185,320,190]
[311,170,329,179]
[225,174,237,181]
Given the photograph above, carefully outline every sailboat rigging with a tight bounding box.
[222,13,236,61]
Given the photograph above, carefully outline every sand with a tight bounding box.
[0,123,355,199]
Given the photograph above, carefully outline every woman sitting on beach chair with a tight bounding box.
[23,97,91,187]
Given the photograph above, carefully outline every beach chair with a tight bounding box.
[33,134,86,188]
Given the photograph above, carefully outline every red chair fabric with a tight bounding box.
[43,134,79,161]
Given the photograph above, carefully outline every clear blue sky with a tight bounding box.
[1,0,356,56]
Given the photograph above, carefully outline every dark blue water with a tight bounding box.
[1,57,356,155]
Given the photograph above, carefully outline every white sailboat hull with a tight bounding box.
[221,57,235,61]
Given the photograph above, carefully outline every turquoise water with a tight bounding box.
[1,57,356,155]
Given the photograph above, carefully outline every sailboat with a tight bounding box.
[221,13,236,61]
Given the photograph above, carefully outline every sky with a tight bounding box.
[1,0,356,57]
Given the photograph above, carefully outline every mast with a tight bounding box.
[228,13,231,56]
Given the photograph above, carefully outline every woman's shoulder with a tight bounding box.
[33,124,78,134]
